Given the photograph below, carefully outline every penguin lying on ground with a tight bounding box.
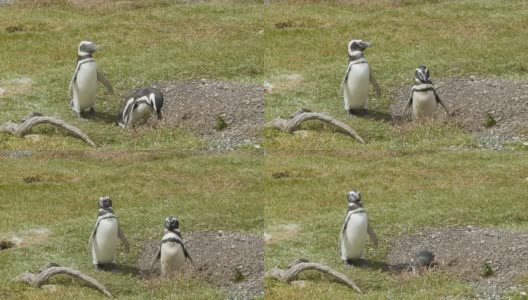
[116,87,164,129]
[338,190,378,266]
[402,65,449,120]
[88,196,129,271]
[68,40,113,119]
[339,39,382,118]
[149,216,194,277]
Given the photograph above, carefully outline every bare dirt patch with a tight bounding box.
[137,231,264,299]
[387,226,528,299]
[152,80,264,150]
[391,77,528,149]
[264,224,302,245]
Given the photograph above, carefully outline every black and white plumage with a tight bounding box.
[338,190,378,266]
[68,40,113,119]
[402,65,449,120]
[116,87,164,129]
[339,39,382,118]
[88,196,129,271]
[149,216,193,277]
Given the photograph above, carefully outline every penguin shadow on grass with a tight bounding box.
[346,259,409,275]
[93,110,119,125]
[98,263,141,277]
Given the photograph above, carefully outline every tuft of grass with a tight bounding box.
[481,262,494,277]
[484,112,497,127]
[216,115,228,131]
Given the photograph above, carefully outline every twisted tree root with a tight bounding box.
[265,259,362,293]
[14,263,113,298]
[0,112,97,147]
[266,108,365,143]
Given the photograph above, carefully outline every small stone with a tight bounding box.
[231,245,236,249]
[520,291,527,296]
[469,75,477,81]
[200,78,207,84]
[254,144,261,149]
[519,95,528,100]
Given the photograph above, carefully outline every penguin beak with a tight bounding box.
[89,43,100,52]
[360,41,372,49]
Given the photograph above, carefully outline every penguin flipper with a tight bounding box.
[338,213,351,255]
[68,71,77,100]
[149,246,161,273]
[97,71,114,95]
[182,243,195,268]
[434,90,449,115]
[88,219,100,252]
[402,91,414,117]
[117,226,130,253]
[369,66,382,98]
[367,224,379,248]
[339,63,352,97]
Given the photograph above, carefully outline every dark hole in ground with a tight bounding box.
[387,226,528,299]
[0,240,15,250]
[137,231,264,299]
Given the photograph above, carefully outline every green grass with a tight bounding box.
[264,0,528,150]
[264,150,528,299]
[0,0,263,150]
[0,151,263,299]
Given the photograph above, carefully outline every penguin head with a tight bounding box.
[78,40,99,56]
[149,89,164,120]
[415,65,431,84]
[347,190,363,207]
[164,216,180,231]
[348,39,372,58]
[98,196,113,209]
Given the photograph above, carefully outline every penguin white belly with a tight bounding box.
[344,64,370,110]
[341,213,368,259]
[160,243,186,276]
[412,91,437,120]
[92,218,118,264]
[73,63,98,112]
[127,103,153,128]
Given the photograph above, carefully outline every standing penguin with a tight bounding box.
[68,40,114,119]
[88,196,129,271]
[149,216,194,277]
[402,65,449,120]
[338,190,378,266]
[339,39,382,117]
[116,87,164,129]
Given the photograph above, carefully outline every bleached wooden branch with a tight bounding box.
[266,108,365,143]
[0,112,97,147]
[265,259,362,293]
[14,263,113,298]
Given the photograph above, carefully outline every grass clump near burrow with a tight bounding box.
[0,151,263,299]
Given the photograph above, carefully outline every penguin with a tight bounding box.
[68,40,113,119]
[88,196,129,271]
[149,216,194,277]
[338,190,378,266]
[402,65,449,120]
[116,87,164,129]
[339,39,382,118]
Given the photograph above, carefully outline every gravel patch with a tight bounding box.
[152,79,264,150]
[387,226,528,299]
[391,77,528,149]
[137,231,264,299]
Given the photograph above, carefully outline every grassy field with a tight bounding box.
[0,0,263,150]
[264,0,528,150]
[0,151,263,299]
[264,150,528,299]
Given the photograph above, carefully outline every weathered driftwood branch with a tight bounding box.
[14,263,113,298]
[0,112,97,147]
[266,108,365,144]
[265,259,362,293]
